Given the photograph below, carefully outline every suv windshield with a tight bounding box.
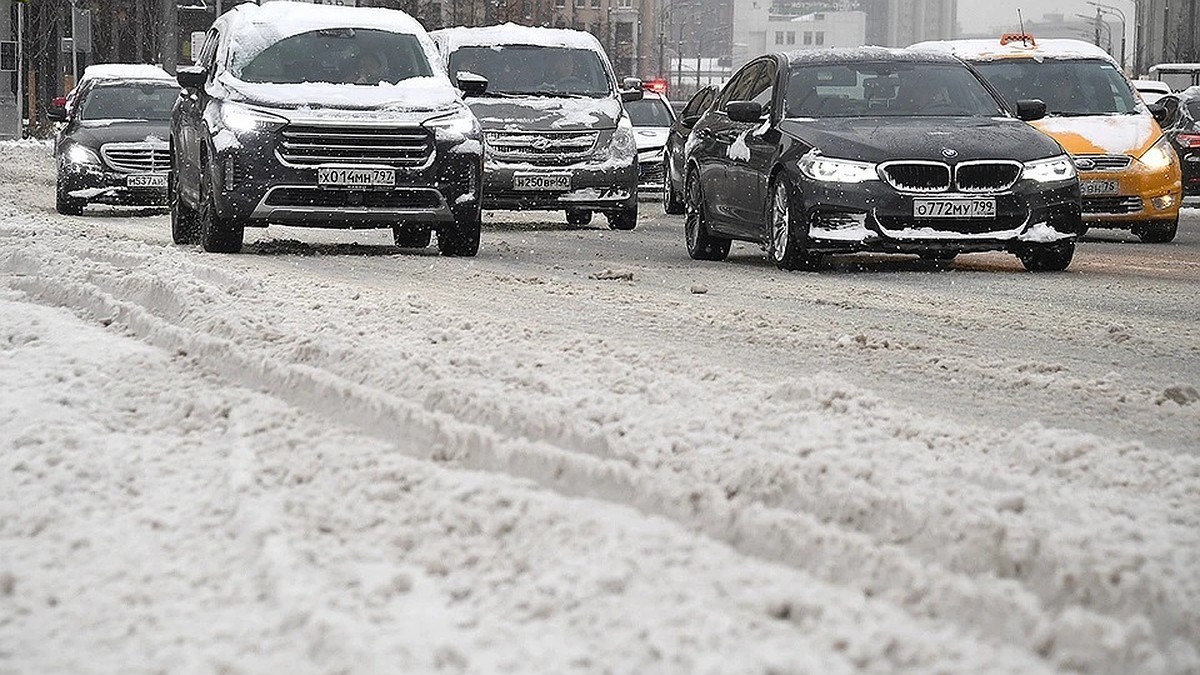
[448,45,611,97]
[973,58,1139,116]
[234,28,433,85]
[79,83,179,121]
[786,62,1007,118]
[625,97,673,127]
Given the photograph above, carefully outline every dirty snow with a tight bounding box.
[1,140,1199,673]
[1034,114,1158,155]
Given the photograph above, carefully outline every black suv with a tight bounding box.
[171,3,485,254]
[50,65,180,215]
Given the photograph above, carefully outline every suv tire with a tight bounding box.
[606,203,637,231]
[565,208,593,226]
[1017,241,1074,272]
[438,207,481,257]
[170,171,202,245]
[1133,219,1178,243]
[393,226,432,248]
[199,166,244,253]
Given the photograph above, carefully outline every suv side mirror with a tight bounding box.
[726,100,764,123]
[1016,99,1047,122]
[455,71,488,97]
[177,66,208,90]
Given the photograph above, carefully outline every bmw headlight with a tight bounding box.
[424,107,480,139]
[1138,136,1175,170]
[798,153,877,183]
[65,143,101,166]
[220,102,288,134]
[607,114,636,161]
[1023,154,1077,183]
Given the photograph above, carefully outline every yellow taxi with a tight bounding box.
[913,34,1183,242]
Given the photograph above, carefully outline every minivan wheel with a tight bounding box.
[55,175,85,216]
[1133,219,1178,243]
[393,226,431,248]
[170,171,202,245]
[684,169,730,261]
[438,208,481,257]
[1016,241,1074,272]
[769,175,821,271]
[199,167,244,253]
[565,208,593,226]
[607,203,638,230]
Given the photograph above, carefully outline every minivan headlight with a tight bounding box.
[1138,136,1175,170]
[220,102,287,134]
[1023,154,1077,183]
[65,143,101,165]
[798,153,877,183]
[607,114,636,161]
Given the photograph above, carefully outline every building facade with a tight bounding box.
[861,0,955,47]
[732,6,866,67]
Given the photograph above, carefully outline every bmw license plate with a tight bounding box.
[127,173,167,189]
[1080,179,1119,196]
[913,197,996,219]
[318,166,395,189]
[513,173,571,191]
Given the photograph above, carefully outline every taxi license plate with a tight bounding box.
[913,197,996,219]
[318,167,395,189]
[127,173,167,189]
[1081,179,1119,196]
[513,173,571,191]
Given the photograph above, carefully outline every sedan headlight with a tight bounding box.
[798,152,878,183]
[1138,136,1175,170]
[220,102,288,134]
[64,143,101,166]
[1023,154,1077,183]
[423,107,480,139]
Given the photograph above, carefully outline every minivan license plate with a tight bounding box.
[127,173,167,189]
[1080,180,1119,196]
[318,167,395,189]
[513,173,571,191]
[913,197,996,219]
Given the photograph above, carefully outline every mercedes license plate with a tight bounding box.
[318,167,395,189]
[913,197,996,219]
[1080,179,1119,196]
[513,173,571,191]
[126,173,167,189]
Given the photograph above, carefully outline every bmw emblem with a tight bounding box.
[941,147,959,159]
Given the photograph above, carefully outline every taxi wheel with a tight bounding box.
[1133,220,1178,243]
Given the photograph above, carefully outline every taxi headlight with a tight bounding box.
[1023,154,1077,183]
[1138,136,1175,170]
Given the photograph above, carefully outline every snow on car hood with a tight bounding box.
[466,95,621,132]
[1032,113,1160,156]
[634,127,669,151]
[777,115,1063,164]
[69,120,172,148]
[216,72,460,112]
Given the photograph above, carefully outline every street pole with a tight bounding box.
[217,0,223,16]
[70,0,79,87]
[17,0,25,135]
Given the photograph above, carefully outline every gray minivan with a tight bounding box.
[432,24,642,229]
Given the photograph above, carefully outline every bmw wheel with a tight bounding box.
[769,175,820,271]
[1016,241,1074,272]
[684,168,730,261]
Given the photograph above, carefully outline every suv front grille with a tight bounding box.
[954,161,1022,192]
[100,142,170,173]
[1073,154,1132,172]
[264,187,442,210]
[880,162,951,192]
[485,131,599,161]
[279,124,433,167]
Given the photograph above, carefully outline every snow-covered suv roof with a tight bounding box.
[217,0,427,40]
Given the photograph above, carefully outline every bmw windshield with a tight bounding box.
[786,62,1008,118]
[972,58,1140,116]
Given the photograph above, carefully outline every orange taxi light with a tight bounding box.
[999,32,1037,48]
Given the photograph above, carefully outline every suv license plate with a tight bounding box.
[913,197,996,219]
[1081,179,1119,196]
[127,173,167,189]
[513,173,571,191]
[318,167,395,189]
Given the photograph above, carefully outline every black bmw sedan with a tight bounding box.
[684,48,1083,271]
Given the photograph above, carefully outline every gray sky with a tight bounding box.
[959,0,1133,34]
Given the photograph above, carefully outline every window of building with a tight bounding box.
[555,0,565,7]
[787,31,795,45]
[574,0,585,7]
[814,13,824,20]
[775,31,784,45]
[618,0,631,6]
[815,31,825,45]
[803,31,812,45]
[590,0,601,8]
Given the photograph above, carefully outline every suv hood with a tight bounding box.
[777,116,1063,164]
[70,120,171,148]
[466,95,621,132]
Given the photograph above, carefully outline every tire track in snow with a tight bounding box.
[2,227,1192,673]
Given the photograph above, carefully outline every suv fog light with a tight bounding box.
[1150,194,1177,210]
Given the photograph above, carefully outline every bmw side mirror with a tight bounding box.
[177,66,208,90]
[1016,99,1047,122]
[456,71,488,97]
[621,88,644,103]
[726,100,764,124]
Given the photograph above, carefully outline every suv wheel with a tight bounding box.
[393,226,431,248]
[565,208,592,226]
[684,168,730,261]
[606,202,637,231]
[438,207,481,257]
[199,166,244,253]
[1133,219,1178,243]
[55,175,85,216]
[1016,241,1074,272]
[768,175,821,271]
[170,171,202,245]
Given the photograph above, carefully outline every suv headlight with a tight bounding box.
[64,143,101,166]
[1023,154,1077,183]
[798,153,877,183]
[220,102,288,135]
[1138,136,1175,170]
[606,114,636,161]
[423,107,480,139]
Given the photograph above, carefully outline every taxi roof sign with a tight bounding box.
[999,33,1037,48]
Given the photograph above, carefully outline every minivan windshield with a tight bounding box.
[972,58,1140,116]
[448,45,611,97]
[786,62,1007,118]
[234,28,433,85]
[79,83,179,121]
